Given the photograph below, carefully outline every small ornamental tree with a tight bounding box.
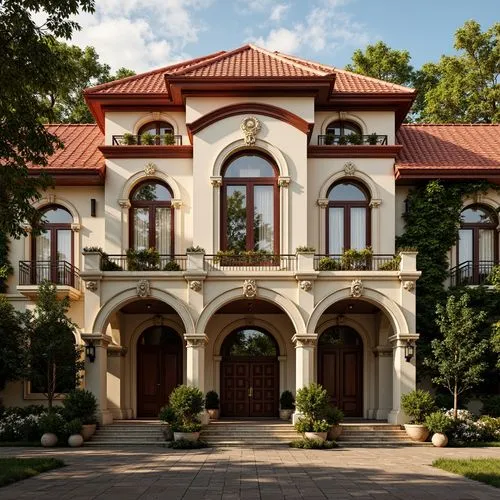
[28,282,83,409]
[425,293,488,419]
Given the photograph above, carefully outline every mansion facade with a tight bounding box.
[2,45,500,424]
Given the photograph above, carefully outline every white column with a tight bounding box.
[278,177,290,254]
[317,199,328,253]
[292,334,318,391]
[82,333,113,425]
[210,178,222,252]
[214,355,222,396]
[118,200,131,253]
[369,199,382,253]
[374,347,393,420]
[278,355,287,395]
[184,334,208,392]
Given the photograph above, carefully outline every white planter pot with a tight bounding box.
[431,432,448,447]
[68,434,84,447]
[279,409,293,421]
[304,431,327,442]
[174,431,200,442]
[327,425,343,441]
[81,424,96,441]
[41,433,58,447]
[404,424,430,442]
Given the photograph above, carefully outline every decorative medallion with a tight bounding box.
[350,279,363,298]
[136,279,151,297]
[403,280,415,292]
[241,116,261,146]
[300,280,313,292]
[243,279,257,298]
[85,281,98,292]
[144,162,157,176]
[343,161,357,176]
[189,280,202,292]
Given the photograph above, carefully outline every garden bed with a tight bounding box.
[0,457,64,487]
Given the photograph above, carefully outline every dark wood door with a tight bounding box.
[319,346,363,417]
[221,359,278,417]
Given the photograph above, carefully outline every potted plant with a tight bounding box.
[140,132,155,145]
[294,383,330,441]
[295,417,330,441]
[325,406,344,440]
[324,134,335,145]
[163,260,181,271]
[205,390,220,419]
[341,247,373,270]
[348,133,363,145]
[279,390,294,420]
[169,385,204,441]
[39,411,65,447]
[337,135,349,145]
[401,389,436,442]
[159,405,177,441]
[66,418,84,447]
[163,133,175,145]
[425,411,453,447]
[367,132,379,145]
[126,248,160,271]
[62,389,98,441]
[122,132,137,145]
[318,256,340,271]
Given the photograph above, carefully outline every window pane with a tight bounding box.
[253,185,274,251]
[42,206,72,224]
[224,329,277,356]
[225,155,274,177]
[57,230,71,261]
[479,229,494,261]
[329,183,366,201]
[133,208,149,250]
[329,207,343,254]
[36,230,51,260]
[458,229,473,264]
[132,182,172,201]
[461,207,495,224]
[159,123,174,135]
[350,208,366,250]
[226,186,247,251]
[155,208,171,254]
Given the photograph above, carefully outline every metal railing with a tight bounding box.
[449,260,497,287]
[314,254,397,271]
[204,254,297,272]
[103,254,187,271]
[19,261,81,288]
[111,134,183,146]
[317,134,388,146]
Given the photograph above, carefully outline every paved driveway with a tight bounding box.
[0,445,499,499]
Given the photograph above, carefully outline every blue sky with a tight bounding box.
[68,0,499,74]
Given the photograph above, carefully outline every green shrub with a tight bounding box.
[401,389,436,424]
[159,405,178,425]
[280,390,294,410]
[296,246,315,253]
[476,416,500,441]
[65,418,82,435]
[348,133,363,145]
[122,133,137,145]
[126,248,160,271]
[62,389,98,424]
[205,391,220,410]
[318,257,340,271]
[289,439,338,449]
[379,255,401,271]
[482,396,500,417]
[140,132,155,145]
[367,132,379,145]
[294,417,330,433]
[167,439,208,449]
[425,411,453,434]
[324,134,335,145]
[337,135,349,145]
[173,421,202,433]
[163,260,181,271]
[163,133,175,145]
[295,383,329,421]
[324,406,344,425]
[169,385,204,432]
[186,246,205,253]
[39,412,65,435]
[341,247,372,270]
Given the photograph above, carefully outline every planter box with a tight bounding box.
[404,424,430,442]
[304,431,327,442]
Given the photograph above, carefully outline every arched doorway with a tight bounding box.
[318,325,363,417]
[137,325,183,417]
[220,327,279,417]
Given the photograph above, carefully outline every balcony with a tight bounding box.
[317,134,388,146]
[313,254,398,271]
[203,254,297,272]
[102,254,187,272]
[449,260,497,287]
[100,134,192,159]
[112,134,183,146]
[18,261,82,299]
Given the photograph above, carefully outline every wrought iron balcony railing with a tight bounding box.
[203,254,297,272]
[19,260,81,289]
[314,254,398,271]
[449,260,497,287]
[111,134,183,146]
[102,254,187,271]
[317,134,388,146]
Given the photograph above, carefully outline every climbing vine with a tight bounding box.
[0,231,13,293]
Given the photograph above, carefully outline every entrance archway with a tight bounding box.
[220,327,279,418]
[318,325,363,417]
[137,325,183,417]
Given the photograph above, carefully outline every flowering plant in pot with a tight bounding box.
[169,385,204,441]
[425,411,453,447]
[205,390,220,420]
[279,390,295,420]
[401,389,436,442]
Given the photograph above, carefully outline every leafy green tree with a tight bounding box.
[415,21,499,123]
[0,297,30,390]
[425,293,488,419]
[0,0,95,238]
[0,231,13,293]
[28,282,83,409]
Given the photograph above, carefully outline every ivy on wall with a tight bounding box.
[0,231,13,293]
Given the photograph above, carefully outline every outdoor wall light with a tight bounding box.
[404,340,415,362]
[85,341,96,363]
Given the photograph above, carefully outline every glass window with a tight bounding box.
[326,120,362,137]
[138,121,174,144]
[222,328,278,357]
[319,326,362,347]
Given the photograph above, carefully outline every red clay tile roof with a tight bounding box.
[31,124,104,170]
[396,124,500,172]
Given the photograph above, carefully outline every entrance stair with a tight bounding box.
[338,422,426,447]
[86,420,164,446]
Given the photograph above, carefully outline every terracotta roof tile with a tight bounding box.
[31,124,104,170]
[396,124,500,170]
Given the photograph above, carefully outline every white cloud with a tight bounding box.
[253,28,300,54]
[270,4,290,22]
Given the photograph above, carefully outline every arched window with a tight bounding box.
[130,181,174,254]
[326,182,370,254]
[222,328,278,357]
[222,152,278,253]
[457,205,498,284]
[326,120,362,137]
[33,205,73,283]
[138,121,174,145]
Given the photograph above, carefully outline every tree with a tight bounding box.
[0,297,30,390]
[27,282,83,409]
[345,41,414,86]
[0,0,95,238]
[425,293,488,419]
[415,21,499,123]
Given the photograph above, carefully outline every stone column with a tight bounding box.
[210,177,222,252]
[184,334,208,392]
[292,333,318,391]
[374,346,393,420]
[213,355,222,396]
[278,176,291,254]
[81,333,113,425]
[317,199,328,253]
[278,355,287,395]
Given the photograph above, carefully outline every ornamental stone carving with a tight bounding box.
[210,177,222,188]
[403,280,415,292]
[241,116,261,146]
[71,223,81,232]
[369,199,382,209]
[136,279,151,297]
[184,334,208,347]
[189,280,202,292]
[85,281,98,292]
[144,162,157,175]
[278,176,291,188]
[292,334,318,347]
[343,161,356,176]
[172,199,182,209]
[118,199,131,209]
[243,279,257,298]
[317,198,329,209]
[350,279,363,298]
[300,280,313,291]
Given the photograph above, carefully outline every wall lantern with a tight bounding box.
[90,198,97,217]
[85,341,96,363]
[404,340,415,362]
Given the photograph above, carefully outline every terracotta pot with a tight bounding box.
[161,424,174,441]
[207,409,220,420]
[174,431,200,442]
[68,434,84,447]
[431,432,448,447]
[41,432,58,447]
[404,424,430,442]
[327,425,343,441]
[81,424,96,441]
[304,431,327,442]
[279,409,293,421]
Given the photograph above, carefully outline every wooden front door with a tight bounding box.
[221,359,278,417]
[318,326,363,417]
[137,326,182,418]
